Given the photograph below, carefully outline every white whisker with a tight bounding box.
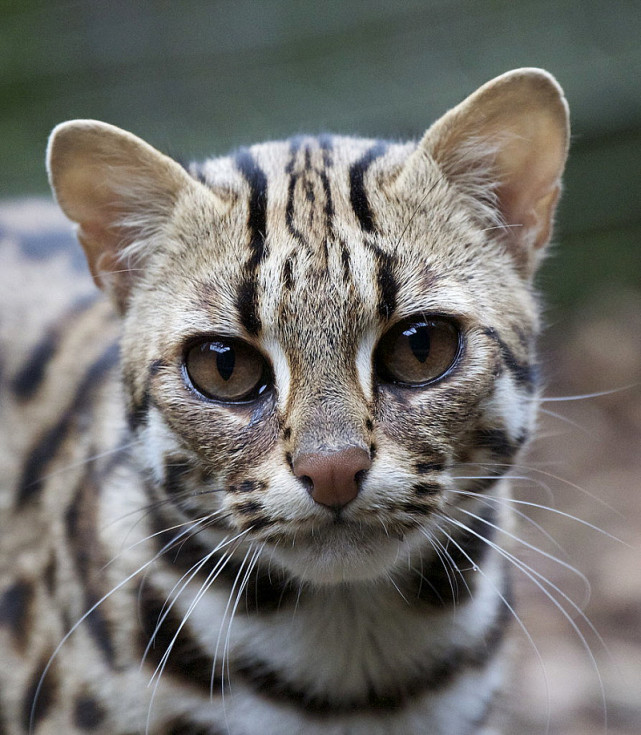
[142,532,247,666]
[27,438,142,487]
[29,516,207,734]
[439,512,609,734]
[538,406,595,435]
[541,385,636,402]
[449,490,583,588]
[103,512,218,570]
[463,460,625,517]
[456,504,593,606]
[427,516,553,732]
[222,545,263,696]
[144,530,252,733]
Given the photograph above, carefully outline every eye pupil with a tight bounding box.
[407,326,430,363]
[216,345,235,381]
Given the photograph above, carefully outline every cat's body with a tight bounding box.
[0,69,569,734]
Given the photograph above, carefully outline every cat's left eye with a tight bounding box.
[375,316,461,387]
[184,338,269,402]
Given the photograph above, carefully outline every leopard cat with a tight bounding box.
[0,68,569,735]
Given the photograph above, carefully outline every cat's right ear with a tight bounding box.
[47,120,208,313]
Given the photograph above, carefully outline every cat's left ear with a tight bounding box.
[47,120,209,312]
[402,68,570,275]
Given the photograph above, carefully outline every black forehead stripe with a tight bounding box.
[317,133,334,154]
[234,148,268,267]
[349,141,388,232]
[284,136,304,181]
[235,278,261,335]
[234,149,268,335]
[317,135,335,220]
[362,239,398,320]
[375,249,397,319]
[284,138,307,248]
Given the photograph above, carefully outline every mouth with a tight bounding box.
[266,520,411,585]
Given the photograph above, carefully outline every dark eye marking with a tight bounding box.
[482,326,536,391]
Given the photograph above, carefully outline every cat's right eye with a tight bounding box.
[184,338,269,402]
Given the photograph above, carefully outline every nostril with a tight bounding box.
[298,475,313,493]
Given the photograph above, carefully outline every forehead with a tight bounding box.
[163,134,508,349]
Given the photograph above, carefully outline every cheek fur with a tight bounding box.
[152,379,281,479]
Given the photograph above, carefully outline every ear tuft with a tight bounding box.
[47,120,199,311]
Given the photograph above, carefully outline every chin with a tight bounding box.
[269,524,408,585]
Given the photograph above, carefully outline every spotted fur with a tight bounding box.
[0,69,569,734]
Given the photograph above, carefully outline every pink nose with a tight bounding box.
[293,447,371,509]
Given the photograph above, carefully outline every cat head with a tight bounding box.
[47,68,569,585]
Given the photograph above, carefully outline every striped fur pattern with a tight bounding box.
[0,69,569,734]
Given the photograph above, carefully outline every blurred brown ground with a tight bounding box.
[508,290,641,734]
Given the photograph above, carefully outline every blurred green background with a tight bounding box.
[2,0,640,313]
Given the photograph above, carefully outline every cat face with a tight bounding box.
[47,68,569,584]
[115,137,539,584]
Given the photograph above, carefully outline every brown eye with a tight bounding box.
[184,338,269,402]
[376,317,461,386]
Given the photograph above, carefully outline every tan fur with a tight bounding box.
[1,69,568,734]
